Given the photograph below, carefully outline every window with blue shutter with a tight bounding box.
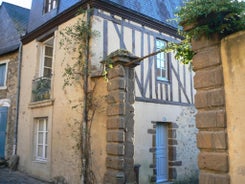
[0,63,7,87]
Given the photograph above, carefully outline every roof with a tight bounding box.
[104,0,183,27]
[3,2,30,33]
[0,2,30,55]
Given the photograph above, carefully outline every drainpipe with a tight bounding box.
[13,41,22,155]
[81,4,91,184]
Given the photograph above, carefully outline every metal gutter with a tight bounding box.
[13,41,22,155]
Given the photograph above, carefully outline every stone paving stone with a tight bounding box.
[0,167,50,184]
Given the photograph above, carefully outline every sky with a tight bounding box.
[0,0,32,9]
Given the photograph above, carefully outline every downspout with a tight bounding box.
[13,41,22,155]
[81,4,91,184]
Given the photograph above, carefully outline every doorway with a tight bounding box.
[156,122,168,183]
[0,107,8,159]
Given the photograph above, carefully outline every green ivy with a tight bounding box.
[163,0,245,65]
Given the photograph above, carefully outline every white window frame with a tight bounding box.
[156,39,169,82]
[0,60,8,89]
[40,37,54,79]
[35,118,48,162]
[43,0,58,14]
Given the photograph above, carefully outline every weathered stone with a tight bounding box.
[169,146,177,161]
[168,138,178,145]
[208,88,225,107]
[170,123,179,128]
[197,131,227,149]
[195,88,225,109]
[108,65,125,79]
[106,156,125,170]
[169,167,177,179]
[194,66,223,89]
[107,143,125,156]
[107,91,125,104]
[104,50,138,183]
[198,152,228,172]
[107,78,125,91]
[169,161,182,166]
[0,55,18,158]
[168,129,176,138]
[192,45,221,71]
[125,142,134,157]
[192,34,220,51]
[107,103,125,116]
[107,130,125,143]
[107,117,125,129]
[104,170,125,184]
[199,172,230,184]
[196,110,226,128]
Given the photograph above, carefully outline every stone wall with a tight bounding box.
[192,35,229,184]
[0,52,18,158]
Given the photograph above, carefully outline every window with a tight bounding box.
[32,37,53,102]
[43,0,58,14]
[0,63,7,88]
[41,37,54,78]
[156,39,169,81]
[35,118,48,161]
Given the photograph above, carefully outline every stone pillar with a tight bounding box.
[192,36,229,184]
[102,50,139,184]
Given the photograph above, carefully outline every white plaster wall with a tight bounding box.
[134,102,198,183]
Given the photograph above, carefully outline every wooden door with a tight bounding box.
[156,123,168,183]
[0,107,8,159]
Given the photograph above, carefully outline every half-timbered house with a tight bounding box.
[17,0,198,183]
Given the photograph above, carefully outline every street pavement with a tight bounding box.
[0,167,50,184]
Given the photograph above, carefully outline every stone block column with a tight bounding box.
[192,36,229,184]
[102,50,139,184]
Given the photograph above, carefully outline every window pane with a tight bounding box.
[44,120,48,130]
[52,0,57,9]
[44,57,52,68]
[0,64,6,86]
[45,146,48,158]
[162,70,167,78]
[45,132,48,144]
[38,120,44,131]
[38,145,43,157]
[45,46,53,56]
[38,133,43,144]
[156,39,168,81]
[43,68,52,78]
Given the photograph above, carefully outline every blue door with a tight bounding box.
[156,123,168,183]
[0,107,8,159]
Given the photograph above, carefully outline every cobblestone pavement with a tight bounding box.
[0,167,50,184]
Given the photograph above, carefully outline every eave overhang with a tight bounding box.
[22,0,180,44]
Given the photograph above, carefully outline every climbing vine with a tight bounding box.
[162,0,245,65]
[59,7,100,184]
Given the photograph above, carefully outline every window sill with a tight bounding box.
[32,160,48,164]
[29,99,54,109]
[156,78,170,84]
[0,86,7,90]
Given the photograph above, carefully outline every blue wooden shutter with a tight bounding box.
[0,107,8,158]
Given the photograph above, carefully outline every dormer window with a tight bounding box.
[43,0,58,14]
